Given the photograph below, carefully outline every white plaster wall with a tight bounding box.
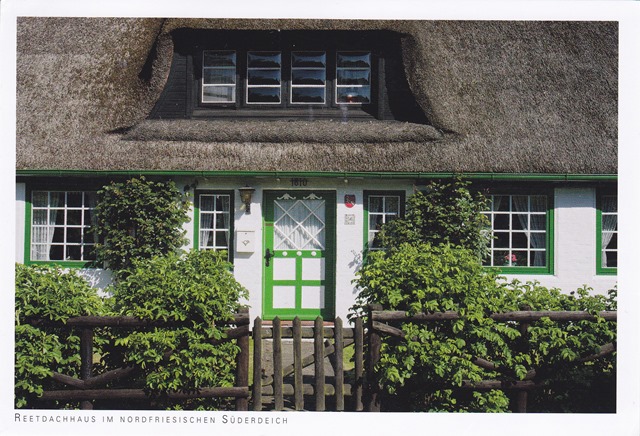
[15,183,25,263]
[503,187,617,295]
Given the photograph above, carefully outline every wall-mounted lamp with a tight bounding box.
[239,186,255,214]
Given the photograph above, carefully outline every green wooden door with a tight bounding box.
[263,191,336,320]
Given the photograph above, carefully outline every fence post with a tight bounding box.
[252,317,263,411]
[366,304,382,412]
[293,317,304,410]
[354,316,364,411]
[334,317,344,411]
[273,317,284,411]
[80,327,94,410]
[314,316,326,411]
[235,308,249,411]
[516,305,531,413]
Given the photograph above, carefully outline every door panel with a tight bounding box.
[263,191,335,320]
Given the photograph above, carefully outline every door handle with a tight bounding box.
[265,248,273,267]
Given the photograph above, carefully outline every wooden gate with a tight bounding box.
[251,316,364,411]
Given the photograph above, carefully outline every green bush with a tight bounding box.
[94,176,190,274]
[107,250,248,409]
[15,264,105,408]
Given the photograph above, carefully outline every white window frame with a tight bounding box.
[365,192,403,251]
[197,192,233,255]
[202,50,237,104]
[335,51,372,105]
[290,51,327,105]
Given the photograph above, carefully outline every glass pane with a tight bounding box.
[50,192,65,207]
[84,210,95,226]
[248,69,281,85]
[52,210,65,225]
[291,87,325,103]
[512,251,527,266]
[292,52,326,68]
[200,196,215,212]
[292,69,326,85]
[494,196,509,212]
[336,86,370,103]
[67,227,82,243]
[385,197,400,214]
[337,69,370,85]
[369,214,384,231]
[66,245,81,261]
[604,232,617,249]
[32,191,48,207]
[493,250,510,266]
[512,232,528,249]
[32,226,49,244]
[200,230,214,247]
[602,196,617,213]
[369,197,383,213]
[494,232,509,248]
[248,87,281,103]
[493,214,509,230]
[216,195,230,212]
[200,213,214,230]
[49,245,64,260]
[203,86,235,103]
[531,251,546,267]
[32,244,48,261]
[67,210,82,225]
[67,192,82,208]
[203,68,236,85]
[512,214,526,231]
[52,227,65,243]
[215,231,229,247]
[248,52,281,68]
[216,213,229,229]
[85,192,97,208]
[337,52,371,68]
[530,214,546,231]
[530,196,547,212]
[604,251,617,268]
[204,51,236,67]
[33,210,47,225]
[512,196,529,211]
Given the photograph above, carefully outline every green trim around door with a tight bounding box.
[262,190,336,320]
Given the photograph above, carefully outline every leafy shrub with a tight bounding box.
[107,250,248,409]
[94,176,190,274]
[378,178,491,258]
[15,264,105,408]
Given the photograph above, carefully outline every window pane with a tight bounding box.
[337,52,371,68]
[216,213,229,229]
[203,86,235,103]
[385,197,400,214]
[292,52,326,68]
[604,251,617,268]
[494,196,509,212]
[512,232,528,249]
[200,195,215,212]
[83,245,96,261]
[67,210,82,226]
[248,69,281,85]
[50,192,65,207]
[67,228,82,244]
[493,214,509,230]
[530,214,546,231]
[602,195,617,213]
[52,227,65,243]
[369,197,382,213]
[204,68,236,85]
[216,195,230,212]
[530,196,547,212]
[248,87,281,103]
[336,86,370,103]
[248,52,281,68]
[292,69,326,85]
[204,51,236,67]
[49,245,64,260]
[32,191,48,207]
[33,210,47,225]
[337,69,370,85]
[511,214,526,231]
[66,245,82,261]
[67,192,82,208]
[291,87,324,104]
[215,231,229,247]
[494,232,509,248]
[200,230,214,247]
[369,214,383,230]
[200,213,214,230]
[604,232,617,250]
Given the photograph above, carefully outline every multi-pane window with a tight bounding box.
[30,191,96,262]
[201,49,371,107]
[336,51,371,104]
[202,51,236,103]
[483,194,550,270]
[598,194,617,271]
[247,51,282,104]
[198,193,232,254]
[291,51,326,104]
[366,193,403,250]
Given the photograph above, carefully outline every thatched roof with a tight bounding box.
[16,18,617,174]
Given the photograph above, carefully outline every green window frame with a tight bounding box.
[363,191,406,251]
[482,192,554,274]
[193,190,235,261]
[24,187,98,267]
[596,191,617,275]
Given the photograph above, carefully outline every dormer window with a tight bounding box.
[149,30,427,123]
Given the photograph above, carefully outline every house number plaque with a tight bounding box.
[290,178,308,187]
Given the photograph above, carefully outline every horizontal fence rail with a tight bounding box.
[365,304,617,412]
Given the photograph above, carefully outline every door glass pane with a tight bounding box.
[274,198,325,250]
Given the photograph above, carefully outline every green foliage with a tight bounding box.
[106,250,248,409]
[378,178,491,258]
[94,176,190,274]
[15,264,105,408]
[353,178,616,412]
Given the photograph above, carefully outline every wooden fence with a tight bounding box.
[23,306,616,412]
[25,308,252,410]
[366,304,618,412]
[252,316,364,411]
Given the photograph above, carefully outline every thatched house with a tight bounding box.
[15,18,618,320]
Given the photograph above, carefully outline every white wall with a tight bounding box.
[503,187,617,295]
[16,179,617,321]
